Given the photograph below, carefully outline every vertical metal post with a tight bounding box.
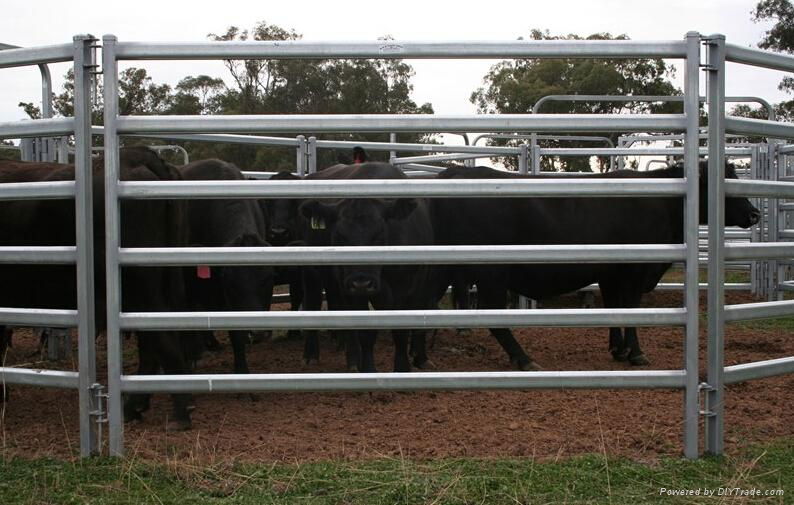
[295,135,306,176]
[530,133,540,173]
[775,144,787,300]
[750,146,760,296]
[102,34,124,457]
[57,137,70,164]
[308,136,317,174]
[767,143,780,301]
[705,34,726,456]
[20,138,34,161]
[682,31,700,460]
[518,143,529,174]
[73,34,98,457]
[617,137,625,171]
[39,64,56,162]
[389,132,397,161]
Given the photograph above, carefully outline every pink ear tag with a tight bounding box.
[197,265,211,279]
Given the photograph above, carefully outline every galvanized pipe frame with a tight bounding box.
[120,308,687,332]
[115,178,688,199]
[97,32,724,460]
[121,370,687,394]
[704,35,794,456]
[0,36,98,456]
[115,114,688,135]
[117,244,687,266]
[114,39,688,60]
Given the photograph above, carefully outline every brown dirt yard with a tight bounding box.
[1,289,792,463]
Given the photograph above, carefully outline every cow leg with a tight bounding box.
[287,275,304,340]
[621,291,650,366]
[301,267,323,364]
[392,330,412,372]
[600,282,627,361]
[124,333,159,422]
[357,330,377,373]
[229,330,250,374]
[478,281,540,371]
[156,331,194,430]
[409,329,430,369]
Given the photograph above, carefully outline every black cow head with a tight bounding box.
[688,161,761,228]
[300,198,417,296]
[263,172,302,246]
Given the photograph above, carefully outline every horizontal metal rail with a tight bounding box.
[0,307,78,327]
[114,39,688,61]
[315,139,519,155]
[120,308,687,331]
[0,181,76,201]
[724,356,794,385]
[0,367,79,389]
[120,370,687,394]
[724,300,794,322]
[538,147,752,156]
[725,116,794,141]
[724,179,794,198]
[780,230,794,240]
[0,118,75,139]
[115,114,688,134]
[0,43,74,68]
[0,246,77,264]
[127,132,302,147]
[116,179,687,199]
[723,242,794,260]
[118,244,686,266]
[725,43,794,73]
[393,152,504,164]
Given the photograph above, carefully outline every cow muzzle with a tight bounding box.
[345,275,380,295]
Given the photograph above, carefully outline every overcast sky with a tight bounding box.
[1,0,791,128]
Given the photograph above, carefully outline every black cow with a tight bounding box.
[299,162,434,372]
[260,171,304,336]
[431,162,760,368]
[178,159,274,374]
[0,147,198,431]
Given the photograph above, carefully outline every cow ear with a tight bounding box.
[300,200,338,230]
[384,198,417,221]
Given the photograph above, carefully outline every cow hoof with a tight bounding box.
[520,360,543,371]
[123,409,143,423]
[166,419,192,432]
[456,328,471,336]
[347,364,359,372]
[629,354,650,366]
[304,357,319,366]
[611,348,630,362]
[413,357,435,370]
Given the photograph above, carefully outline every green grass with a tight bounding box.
[1,439,791,504]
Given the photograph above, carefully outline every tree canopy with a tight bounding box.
[19,21,434,170]
[731,1,794,124]
[470,30,680,172]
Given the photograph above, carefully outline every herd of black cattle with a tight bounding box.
[0,146,761,429]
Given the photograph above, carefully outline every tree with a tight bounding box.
[205,22,434,170]
[732,2,794,128]
[172,75,226,115]
[470,29,680,172]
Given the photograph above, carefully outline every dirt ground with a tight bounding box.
[1,289,792,463]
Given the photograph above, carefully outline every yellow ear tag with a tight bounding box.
[311,216,326,230]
